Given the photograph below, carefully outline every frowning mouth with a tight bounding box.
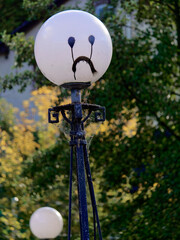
[72,56,97,79]
[68,35,97,80]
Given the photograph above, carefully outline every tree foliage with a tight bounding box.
[0,0,180,239]
[88,1,180,239]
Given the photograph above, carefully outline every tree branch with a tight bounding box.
[171,91,180,97]
[118,24,149,36]
[152,0,176,13]
[121,78,180,141]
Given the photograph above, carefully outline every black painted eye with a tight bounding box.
[68,37,75,48]
[88,35,95,45]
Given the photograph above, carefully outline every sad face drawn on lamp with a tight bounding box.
[68,35,97,81]
[34,10,113,88]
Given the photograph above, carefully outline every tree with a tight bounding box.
[0,86,68,239]
[0,0,180,239]
[88,0,180,239]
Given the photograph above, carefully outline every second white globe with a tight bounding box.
[30,207,63,239]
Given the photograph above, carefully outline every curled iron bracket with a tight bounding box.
[48,108,59,123]
[48,103,106,124]
[95,107,106,122]
[48,105,73,124]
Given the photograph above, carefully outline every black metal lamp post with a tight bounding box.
[33,10,112,240]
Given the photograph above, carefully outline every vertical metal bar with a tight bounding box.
[68,144,73,240]
[71,89,81,103]
[76,144,90,240]
[83,145,103,240]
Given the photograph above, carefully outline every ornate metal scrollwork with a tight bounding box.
[48,108,59,123]
[48,103,105,125]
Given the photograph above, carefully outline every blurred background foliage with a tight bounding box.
[0,0,28,33]
[0,0,180,239]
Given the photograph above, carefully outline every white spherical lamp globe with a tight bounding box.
[30,207,63,239]
[34,10,112,88]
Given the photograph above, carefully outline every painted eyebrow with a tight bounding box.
[88,35,95,59]
[88,35,95,45]
[68,37,75,48]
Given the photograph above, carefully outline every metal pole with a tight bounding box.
[71,89,81,103]
[48,88,105,239]
[71,89,90,240]
[68,144,73,240]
